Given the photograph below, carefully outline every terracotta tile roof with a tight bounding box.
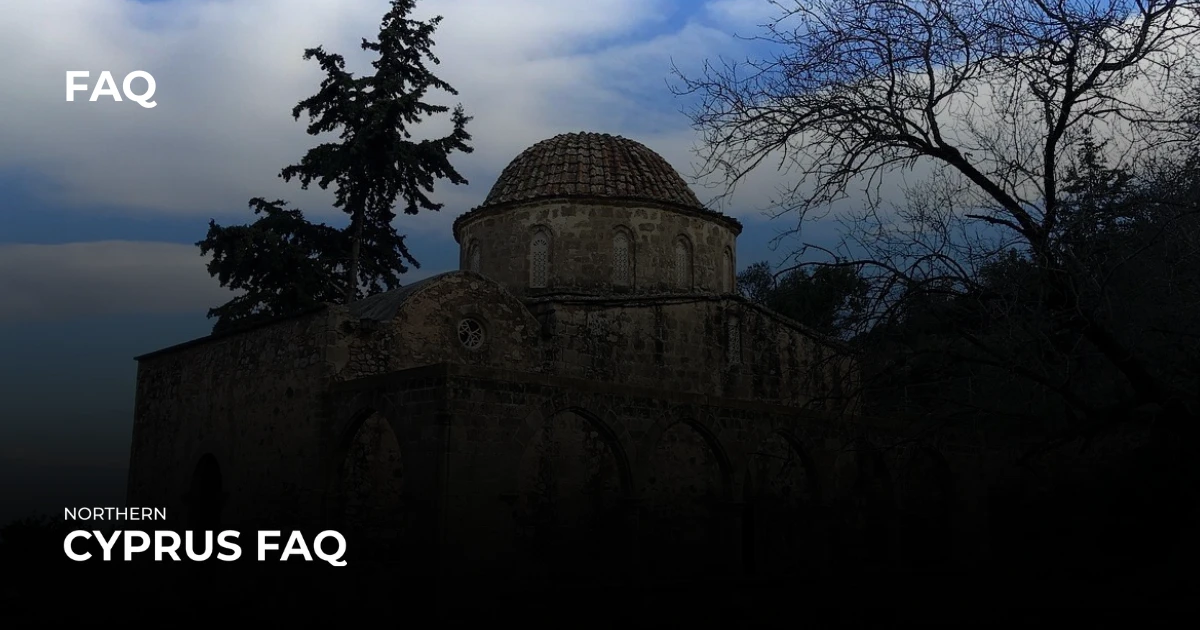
[479,132,706,209]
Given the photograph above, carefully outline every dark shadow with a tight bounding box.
[180,453,224,591]
[831,439,895,569]
[335,409,407,566]
[640,418,735,579]
[185,453,223,530]
[743,431,821,577]
[897,447,955,569]
[512,407,632,583]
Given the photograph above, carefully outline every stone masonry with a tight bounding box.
[126,132,995,584]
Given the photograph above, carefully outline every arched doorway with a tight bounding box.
[641,420,733,578]
[744,432,820,576]
[512,408,630,582]
[183,454,225,587]
[337,410,406,566]
[186,454,223,530]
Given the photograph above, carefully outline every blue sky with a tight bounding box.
[0,0,855,522]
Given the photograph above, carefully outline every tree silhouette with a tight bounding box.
[198,199,346,332]
[737,261,868,338]
[673,0,1200,439]
[198,0,472,330]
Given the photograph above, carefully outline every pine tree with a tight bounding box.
[198,198,346,332]
[198,0,472,331]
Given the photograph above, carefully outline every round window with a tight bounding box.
[457,318,485,350]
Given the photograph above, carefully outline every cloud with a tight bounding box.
[10,0,1183,251]
[0,0,784,241]
[703,0,780,31]
[0,240,451,322]
[0,241,230,321]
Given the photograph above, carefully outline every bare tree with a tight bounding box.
[672,0,1200,436]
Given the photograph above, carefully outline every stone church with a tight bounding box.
[127,132,966,583]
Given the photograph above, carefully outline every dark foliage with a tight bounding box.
[675,0,1200,440]
[198,0,472,331]
[198,199,346,332]
[737,261,868,337]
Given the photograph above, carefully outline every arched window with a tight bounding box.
[613,229,632,287]
[530,228,550,288]
[727,314,741,364]
[722,248,734,292]
[467,241,481,274]
[674,236,692,288]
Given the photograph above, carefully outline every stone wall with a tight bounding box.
[126,273,541,531]
[327,364,992,582]
[127,309,340,529]
[335,272,543,380]
[126,271,872,584]
[127,272,857,533]
[455,199,740,296]
[528,295,856,410]
[323,368,449,570]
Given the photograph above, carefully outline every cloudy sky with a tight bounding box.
[0,0,855,522]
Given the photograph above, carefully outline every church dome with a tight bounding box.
[454,131,741,297]
[479,132,705,211]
